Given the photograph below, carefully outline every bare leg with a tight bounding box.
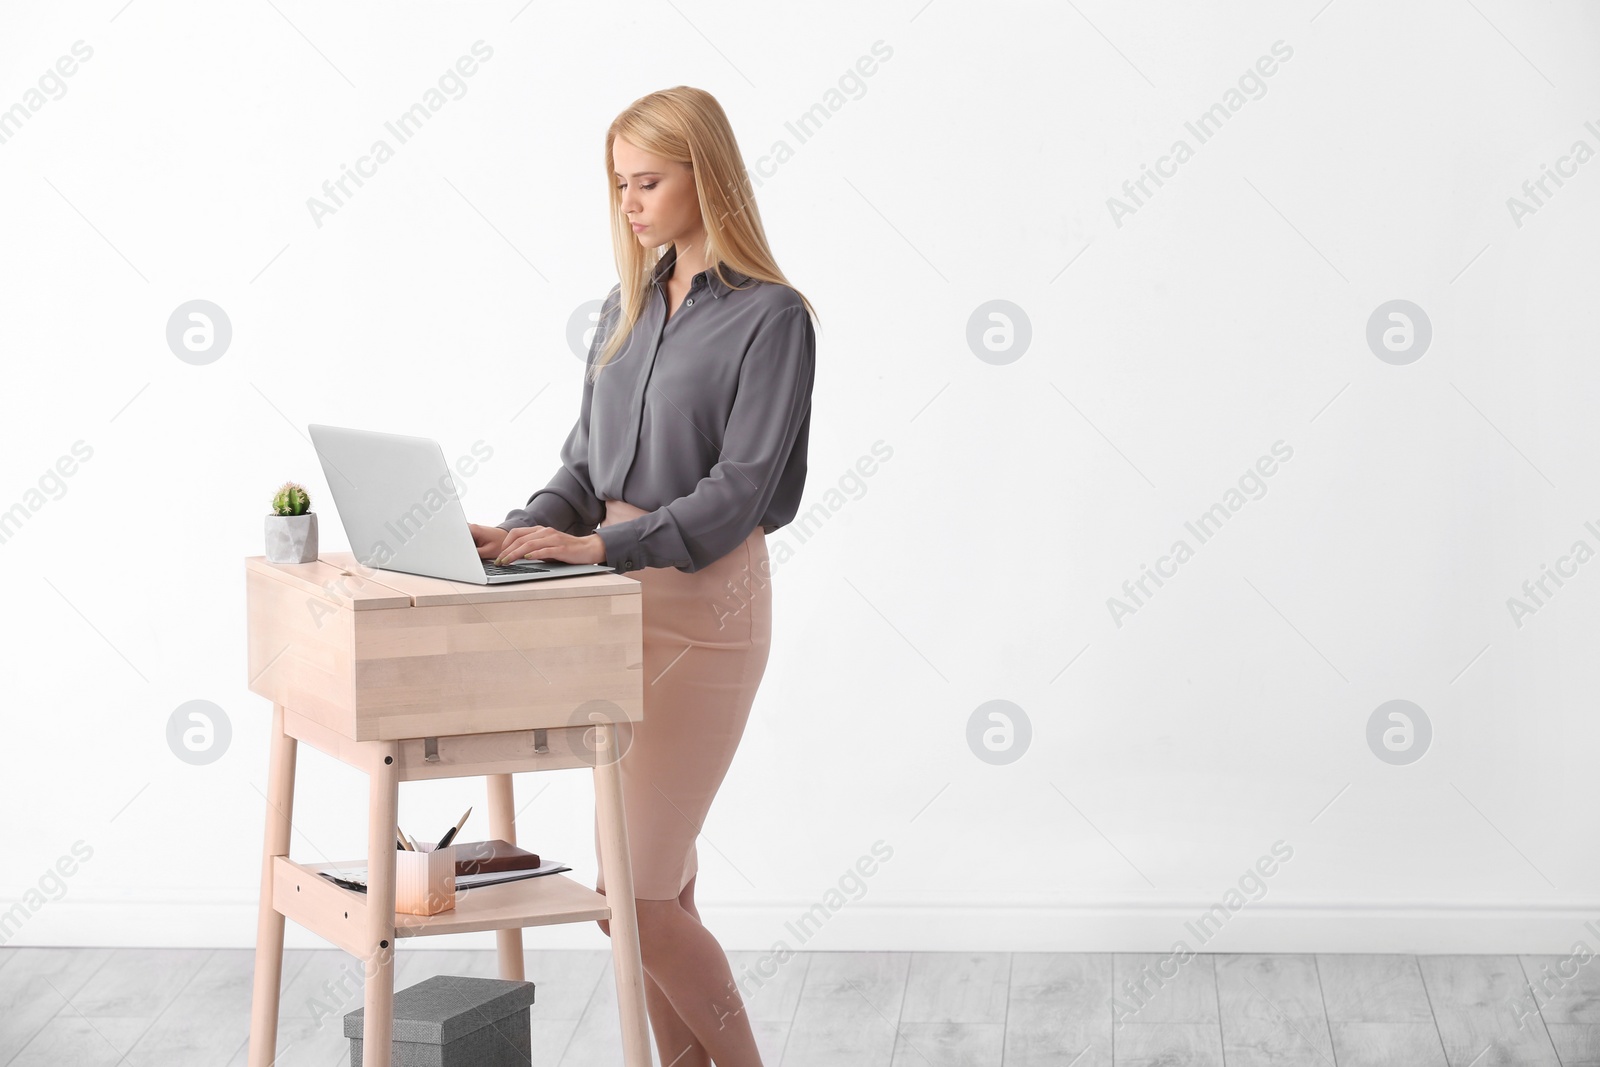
[645,876,709,1067]
[597,875,759,1067]
[634,897,761,1067]
[598,877,710,1067]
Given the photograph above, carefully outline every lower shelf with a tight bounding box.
[273,856,611,955]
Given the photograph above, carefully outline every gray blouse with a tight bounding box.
[497,243,816,573]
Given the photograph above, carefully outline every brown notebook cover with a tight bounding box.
[452,838,542,876]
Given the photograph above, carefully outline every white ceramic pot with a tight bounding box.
[265,512,318,564]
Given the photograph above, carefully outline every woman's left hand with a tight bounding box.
[494,526,607,566]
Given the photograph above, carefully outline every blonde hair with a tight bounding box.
[590,85,816,380]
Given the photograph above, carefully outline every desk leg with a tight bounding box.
[593,722,651,1067]
[486,772,527,981]
[360,741,401,1067]
[247,703,297,1067]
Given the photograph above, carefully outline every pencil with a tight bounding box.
[436,806,473,850]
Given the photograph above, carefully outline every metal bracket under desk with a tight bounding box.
[424,728,549,763]
[282,707,597,781]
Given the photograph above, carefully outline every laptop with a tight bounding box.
[307,423,615,585]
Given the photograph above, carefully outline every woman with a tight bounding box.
[469,85,817,1067]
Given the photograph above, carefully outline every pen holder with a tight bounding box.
[395,843,456,916]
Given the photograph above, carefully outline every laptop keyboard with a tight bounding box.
[483,559,552,575]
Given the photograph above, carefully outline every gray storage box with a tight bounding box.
[344,974,536,1066]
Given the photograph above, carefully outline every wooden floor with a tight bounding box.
[0,947,1595,1066]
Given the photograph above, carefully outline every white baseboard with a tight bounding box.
[6,898,1599,954]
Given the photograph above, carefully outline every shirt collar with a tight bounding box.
[650,243,752,300]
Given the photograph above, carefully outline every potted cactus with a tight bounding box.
[265,480,318,564]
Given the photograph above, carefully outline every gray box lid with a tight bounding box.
[344,974,536,1044]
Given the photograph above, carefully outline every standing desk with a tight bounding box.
[242,550,650,1067]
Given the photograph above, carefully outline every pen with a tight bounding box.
[435,806,473,850]
[396,827,411,851]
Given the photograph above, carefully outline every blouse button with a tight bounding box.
[685,297,694,307]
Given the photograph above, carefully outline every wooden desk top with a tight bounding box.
[244,551,640,611]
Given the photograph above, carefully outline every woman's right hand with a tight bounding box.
[469,523,510,558]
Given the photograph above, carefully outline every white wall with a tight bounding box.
[3,0,1599,955]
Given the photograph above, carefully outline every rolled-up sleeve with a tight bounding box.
[597,303,815,573]
[497,290,617,535]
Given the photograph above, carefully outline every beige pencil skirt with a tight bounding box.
[592,498,772,901]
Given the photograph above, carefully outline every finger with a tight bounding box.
[490,529,522,557]
[517,535,557,560]
[515,537,559,563]
[494,533,550,565]
[475,528,507,557]
[493,526,539,549]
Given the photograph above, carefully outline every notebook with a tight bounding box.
[452,838,543,875]
[318,857,571,894]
